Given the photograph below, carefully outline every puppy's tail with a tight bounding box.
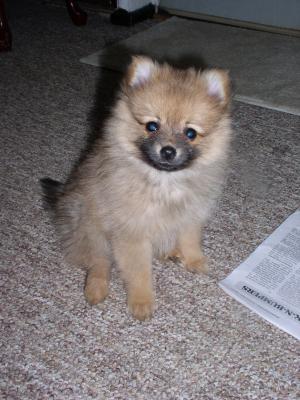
[40,177,64,210]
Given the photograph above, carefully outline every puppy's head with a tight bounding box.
[112,56,231,172]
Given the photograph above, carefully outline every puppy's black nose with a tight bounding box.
[160,146,177,161]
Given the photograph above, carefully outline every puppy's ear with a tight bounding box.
[201,69,231,106]
[125,56,157,88]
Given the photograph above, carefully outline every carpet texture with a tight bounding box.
[1,1,300,399]
[80,16,300,116]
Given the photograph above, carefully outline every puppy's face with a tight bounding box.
[116,57,231,172]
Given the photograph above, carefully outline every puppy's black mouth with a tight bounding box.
[141,154,191,171]
[136,138,198,172]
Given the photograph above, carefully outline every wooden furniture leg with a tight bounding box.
[0,0,12,51]
[65,0,87,26]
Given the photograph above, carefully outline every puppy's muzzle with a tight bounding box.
[136,136,198,172]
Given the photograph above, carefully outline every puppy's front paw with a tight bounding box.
[85,278,109,305]
[184,256,209,274]
[128,292,154,321]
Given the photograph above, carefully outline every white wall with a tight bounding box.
[160,0,300,30]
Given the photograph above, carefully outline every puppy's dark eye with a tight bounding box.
[185,128,197,141]
[146,121,159,133]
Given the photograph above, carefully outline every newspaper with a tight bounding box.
[219,209,300,340]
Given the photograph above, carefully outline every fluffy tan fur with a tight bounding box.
[55,56,232,320]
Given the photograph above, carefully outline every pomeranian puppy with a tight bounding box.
[43,56,232,320]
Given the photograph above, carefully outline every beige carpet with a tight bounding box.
[1,1,299,399]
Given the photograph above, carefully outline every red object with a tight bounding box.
[0,0,12,51]
[66,0,87,26]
